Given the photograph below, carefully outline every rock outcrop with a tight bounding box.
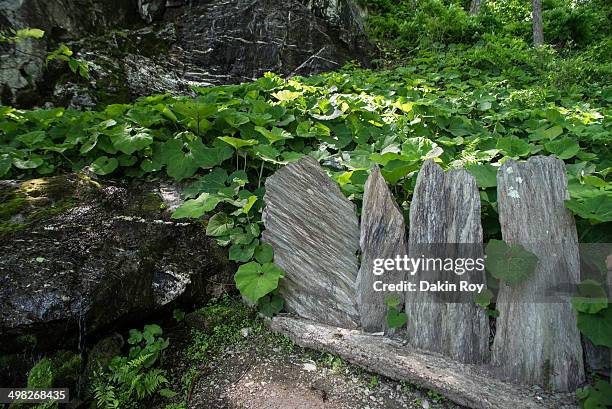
[0,173,232,353]
[262,156,360,328]
[0,0,371,107]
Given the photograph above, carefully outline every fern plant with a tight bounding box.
[91,325,174,408]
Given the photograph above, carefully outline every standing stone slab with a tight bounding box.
[492,156,584,391]
[405,160,489,364]
[262,156,360,328]
[358,166,408,332]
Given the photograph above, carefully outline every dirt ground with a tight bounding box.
[184,332,463,409]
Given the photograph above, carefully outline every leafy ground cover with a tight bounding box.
[1,1,610,406]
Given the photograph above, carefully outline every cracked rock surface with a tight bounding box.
[0,0,371,107]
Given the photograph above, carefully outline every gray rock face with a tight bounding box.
[357,166,407,333]
[404,161,489,364]
[262,156,360,328]
[0,0,371,107]
[492,156,584,391]
[0,174,232,353]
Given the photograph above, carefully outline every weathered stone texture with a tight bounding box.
[492,156,584,391]
[262,156,360,328]
[0,174,231,353]
[404,160,489,364]
[357,166,407,332]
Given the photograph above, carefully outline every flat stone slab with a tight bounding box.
[357,166,408,332]
[404,161,489,364]
[262,156,360,328]
[493,156,584,391]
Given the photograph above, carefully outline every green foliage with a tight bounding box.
[0,27,44,43]
[576,380,612,409]
[485,240,539,286]
[186,295,262,362]
[46,43,91,79]
[92,324,173,409]
[384,294,407,329]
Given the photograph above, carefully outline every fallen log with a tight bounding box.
[270,315,579,409]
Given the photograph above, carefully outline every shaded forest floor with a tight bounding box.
[154,296,462,409]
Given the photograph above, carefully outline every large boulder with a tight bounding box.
[0,173,232,353]
[0,0,371,107]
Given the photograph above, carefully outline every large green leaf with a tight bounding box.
[218,136,259,149]
[485,239,538,286]
[206,212,234,236]
[544,137,580,160]
[109,126,153,154]
[466,163,498,188]
[565,194,612,223]
[91,156,119,175]
[234,261,285,302]
[577,306,612,348]
[171,193,222,219]
[571,279,608,314]
[496,136,534,158]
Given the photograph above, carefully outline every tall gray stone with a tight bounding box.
[358,166,408,332]
[492,156,584,391]
[404,160,489,364]
[262,156,360,328]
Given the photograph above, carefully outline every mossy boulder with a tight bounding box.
[0,173,232,354]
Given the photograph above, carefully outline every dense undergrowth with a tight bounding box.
[1,0,611,407]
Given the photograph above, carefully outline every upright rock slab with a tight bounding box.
[358,166,408,332]
[492,156,584,391]
[262,156,360,328]
[404,161,489,364]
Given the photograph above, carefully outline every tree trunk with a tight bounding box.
[532,0,544,46]
[469,0,482,16]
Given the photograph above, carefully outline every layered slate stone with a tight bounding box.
[404,161,489,364]
[492,156,584,391]
[358,166,408,332]
[262,156,360,328]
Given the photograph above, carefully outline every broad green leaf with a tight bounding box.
[171,193,222,219]
[229,239,259,262]
[565,194,612,223]
[242,195,258,214]
[571,279,608,314]
[16,28,45,39]
[218,136,259,149]
[381,159,420,184]
[386,308,407,329]
[577,307,612,348]
[183,168,228,198]
[17,131,46,147]
[234,261,285,302]
[91,156,119,175]
[544,137,580,160]
[474,288,494,308]
[13,157,44,169]
[254,243,274,264]
[257,294,284,317]
[496,136,533,158]
[109,126,153,154]
[466,163,498,188]
[485,239,538,286]
[206,212,234,236]
[272,90,301,101]
[253,144,280,162]
[254,126,293,144]
[533,125,563,140]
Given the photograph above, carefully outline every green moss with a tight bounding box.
[27,351,82,390]
[0,177,78,237]
[27,358,54,389]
